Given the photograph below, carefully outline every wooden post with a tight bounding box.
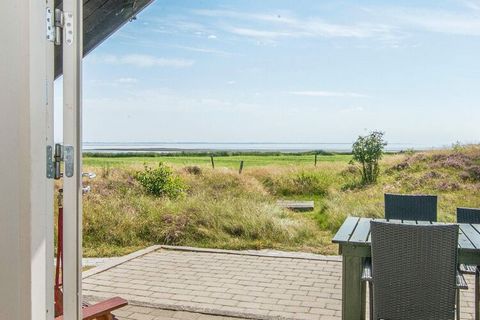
[210,155,215,169]
[239,161,244,174]
[315,154,318,167]
[342,246,366,320]
[476,268,480,320]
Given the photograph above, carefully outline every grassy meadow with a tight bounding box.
[76,146,480,257]
[83,152,351,168]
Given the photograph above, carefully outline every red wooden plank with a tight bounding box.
[55,297,127,320]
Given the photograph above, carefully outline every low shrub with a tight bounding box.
[184,165,203,175]
[134,163,185,198]
[463,165,480,182]
[262,170,333,196]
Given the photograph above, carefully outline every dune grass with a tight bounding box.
[77,146,480,257]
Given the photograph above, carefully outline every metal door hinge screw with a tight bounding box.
[46,144,74,179]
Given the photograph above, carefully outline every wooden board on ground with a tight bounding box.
[277,200,314,212]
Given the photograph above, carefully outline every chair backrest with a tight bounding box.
[371,221,458,320]
[384,193,437,221]
[457,207,480,224]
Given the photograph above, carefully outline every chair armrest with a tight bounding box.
[456,271,469,290]
[55,297,128,320]
[361,258,372,282]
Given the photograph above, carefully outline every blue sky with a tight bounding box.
[55,0,480,146]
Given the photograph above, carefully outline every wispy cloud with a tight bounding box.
[340,106,365,114]
[289,91,369,98]
[147,16,215,38]
[366,5,480,37]
[398,11,480,36]
[228,27,293,39]
[192,9,296,23]
[460,0,480,11]
[94,54,194,68]
[116,77,138,84]
[173,45,232,56]
[193,9,397,41]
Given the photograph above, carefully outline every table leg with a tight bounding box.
[342,252,365,320]
[476,267,479,320]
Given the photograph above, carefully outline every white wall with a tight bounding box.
[0,0,52,319]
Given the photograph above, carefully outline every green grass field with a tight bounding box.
[77,146,480,257]
[83,153,353,168]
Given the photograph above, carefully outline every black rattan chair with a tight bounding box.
[362,221,467,320]
[457,207,480,320]
[384,193,438,222]
[457,207,480,224]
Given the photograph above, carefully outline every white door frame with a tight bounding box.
[0,0,54,319]
[62,0,84,319]
[0,0,83,317]
[46,0,56,318]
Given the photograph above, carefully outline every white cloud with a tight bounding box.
[229,27,293,38]
[400,11,480,36]
[173,45,232,56]
[461,0,480,11]
[289,91,369,98]
[193,9,397,41]
[208,34,217,39]
[147,16,216,38]
[367,6,480,36]
[192,9,296,24]
[340,106,365,114]
[116,77,138,84]
[95,54,194,68]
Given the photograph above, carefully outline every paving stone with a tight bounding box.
[84,248,477,320]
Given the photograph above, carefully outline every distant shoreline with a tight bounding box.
[82,142,437,154]
[82,148,441,158]
[84,147,354,154]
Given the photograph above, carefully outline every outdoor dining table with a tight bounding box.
[332,216,480,320]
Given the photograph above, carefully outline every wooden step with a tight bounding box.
[277,200,314,212]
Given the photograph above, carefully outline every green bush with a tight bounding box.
[134,163,185,198]
[352,131,387,185]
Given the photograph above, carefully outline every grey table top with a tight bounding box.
[333,216,480,253]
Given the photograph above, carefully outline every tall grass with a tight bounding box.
[77,146,480,257]
[81,166,331,256]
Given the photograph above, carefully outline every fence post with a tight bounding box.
[210,155,215,169]
[239,160,244,174]
[314,154,318,167]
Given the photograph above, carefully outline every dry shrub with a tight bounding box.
[182,168,268,199]
[462,165,480,182]
[184,165,202,175]
[257,169,335,196]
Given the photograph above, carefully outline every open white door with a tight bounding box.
[0,0,55,318]
[61,0,83,319]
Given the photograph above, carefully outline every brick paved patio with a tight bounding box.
[112,305,245,320]
[83,246,477,320]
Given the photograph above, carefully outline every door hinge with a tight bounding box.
[46,7,54,41]
[47,144,74,179]
[46,8,65,46]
